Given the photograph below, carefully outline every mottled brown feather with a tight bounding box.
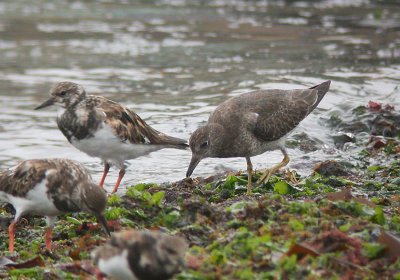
[88,96,187,148]
[0,159,90,203]
[0,161,46,197]
[93,230,188,280]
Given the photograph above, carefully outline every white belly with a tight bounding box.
[0,178,62,217]
[71,125,162,167]
[98,250,137,280]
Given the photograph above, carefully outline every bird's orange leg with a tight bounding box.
[8,220,17,252]
[99,162,110,188]
[95,268,105,280]
[112,169,126,193]
[45,227,52,251]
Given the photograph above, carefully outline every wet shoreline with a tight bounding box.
[0,100,399,278]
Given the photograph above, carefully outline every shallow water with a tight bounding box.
[0,0,399,192]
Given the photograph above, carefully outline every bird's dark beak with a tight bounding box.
[186,155,202,177]
[35,97,55,110]
[96,213,111,237]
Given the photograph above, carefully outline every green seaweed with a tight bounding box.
[1,139,400,279]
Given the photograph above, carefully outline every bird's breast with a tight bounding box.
[57,110,98,141]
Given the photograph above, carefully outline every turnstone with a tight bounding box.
[186,80,331,194]
[35,82,188,193]
[0,158,110,252]
[92,229,188,280]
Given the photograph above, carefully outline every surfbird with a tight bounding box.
[186,80,331,194]
[0,158,110,252]
[35,82,188,193]
[92,229,188,280]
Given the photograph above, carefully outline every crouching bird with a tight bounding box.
[186,80,331,195]
[92,229,188,280]
[35,82,188,193]
[0,158,110,252]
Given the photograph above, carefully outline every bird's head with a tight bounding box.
[156,233,188,274]
[186,123,224,177]
[80,182,111,237]
[35,81,86,110]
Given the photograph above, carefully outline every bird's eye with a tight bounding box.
[59,91,67,96]
[200,141,209,148]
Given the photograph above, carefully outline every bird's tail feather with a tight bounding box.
[160,134,189,149]
[309,80,331,110]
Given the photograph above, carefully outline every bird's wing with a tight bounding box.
[0,160,47,197]
[95,97,188,147]
[252,88,319,141]
[45,160,91,212]
[94,97,158,144]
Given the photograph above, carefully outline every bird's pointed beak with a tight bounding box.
[96,213,111,237]
[35,97,55,110]
[186,155,202,177]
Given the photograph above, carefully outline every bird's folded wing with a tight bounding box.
[96,99,156,144]
[253,89,318,141]
[0,162,46,197]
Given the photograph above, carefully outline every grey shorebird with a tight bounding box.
[35,82,188,193]
[0,158,110,252]
[186,80,331,194]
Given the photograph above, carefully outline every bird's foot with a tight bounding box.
[284,169,300,185]
[255,168,271,185]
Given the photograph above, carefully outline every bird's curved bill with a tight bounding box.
[186,155,202,177]
[35,97,55,110]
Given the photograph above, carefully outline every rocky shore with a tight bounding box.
[1,101,399,279]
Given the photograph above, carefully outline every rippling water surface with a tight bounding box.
[0,0,399,192]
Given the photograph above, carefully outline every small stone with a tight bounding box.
[313,160,350,177]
